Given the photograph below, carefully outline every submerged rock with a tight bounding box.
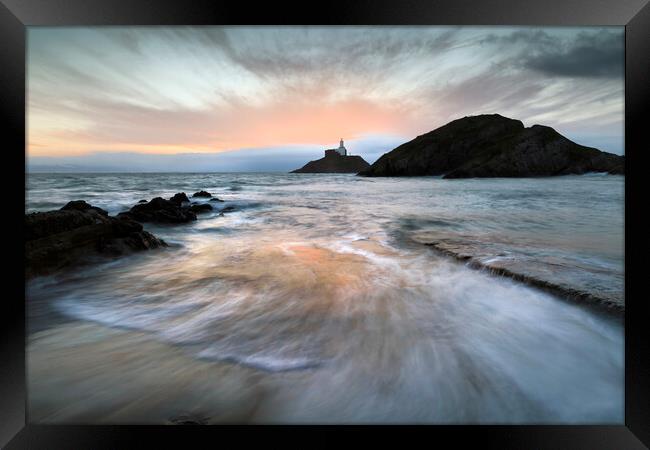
[168,414,210,425]
[26,201,167,278]
[422,240,623,313]
[209,198,224,202]
[192,190,212,198]
[359,114,625,178]
[189,203,213,214]
[118,192,219,223]
[118,197,197,223]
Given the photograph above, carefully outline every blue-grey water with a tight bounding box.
[26,173,624,424]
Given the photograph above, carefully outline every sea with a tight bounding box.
[25,172,624,424]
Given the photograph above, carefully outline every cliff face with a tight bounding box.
[291,152,370,173]
[358,114,624,178]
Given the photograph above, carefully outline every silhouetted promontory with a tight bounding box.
[291,152,370,173]
[358,114,624,178]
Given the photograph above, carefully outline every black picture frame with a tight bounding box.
[2,0,648,447]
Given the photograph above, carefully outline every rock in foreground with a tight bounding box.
[118,196,197,223]
[169,192,190,204]
[358,114,624,178]
[26,201,167,278]
[291,152,370,173]
[189,203,213,214]
[118,192,217,223]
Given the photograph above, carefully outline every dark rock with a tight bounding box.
[138,199,147,203]
[118,197,197,224]
[61,200,108,216]
[189,203,213,214]
[291,152,370,173]
[26,204,167,278]
[209,198,224,202]
[169,414,210,425]
[111,217,143,235]
[169,192,190,204]
[221,205,236,212]
[192,190,212,198]
[358,114,625,178]
[26,209,102,241]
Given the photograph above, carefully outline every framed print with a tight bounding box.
[2,0,649,447]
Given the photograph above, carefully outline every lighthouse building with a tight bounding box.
[336,139,347,156]
[324,139,348,157]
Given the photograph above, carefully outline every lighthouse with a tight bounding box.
[292,138,370,172]
[323,139,349,157]
[336,138,347,156]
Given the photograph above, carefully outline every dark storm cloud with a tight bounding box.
[480,29,559,47]
[524,31,623,78]
[482,29,624,78]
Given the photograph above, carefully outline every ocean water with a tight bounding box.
[26,172,624,424]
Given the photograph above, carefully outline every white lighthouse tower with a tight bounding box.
[336,138,347,156]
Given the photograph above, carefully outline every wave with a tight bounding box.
[422,240,624,312]
[26,172,625,421]
[580,172,616,176]
[195,348,323,372]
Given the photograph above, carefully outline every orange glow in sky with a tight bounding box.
[28,98,416,157]
[27,26,624,164]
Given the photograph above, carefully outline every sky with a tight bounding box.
[27,26,624,172]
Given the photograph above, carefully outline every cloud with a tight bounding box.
[481,29,624,78]
[523,31,623,78]
[27,26,625,165]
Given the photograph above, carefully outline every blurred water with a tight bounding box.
[26,172,624,423]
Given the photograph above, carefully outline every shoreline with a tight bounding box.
[27,320,272,424]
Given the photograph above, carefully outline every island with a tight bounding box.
[358,114,624,178]
[291,139,370,173]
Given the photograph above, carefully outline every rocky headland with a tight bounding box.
[291,152,370,173]
[358,114,624,178]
